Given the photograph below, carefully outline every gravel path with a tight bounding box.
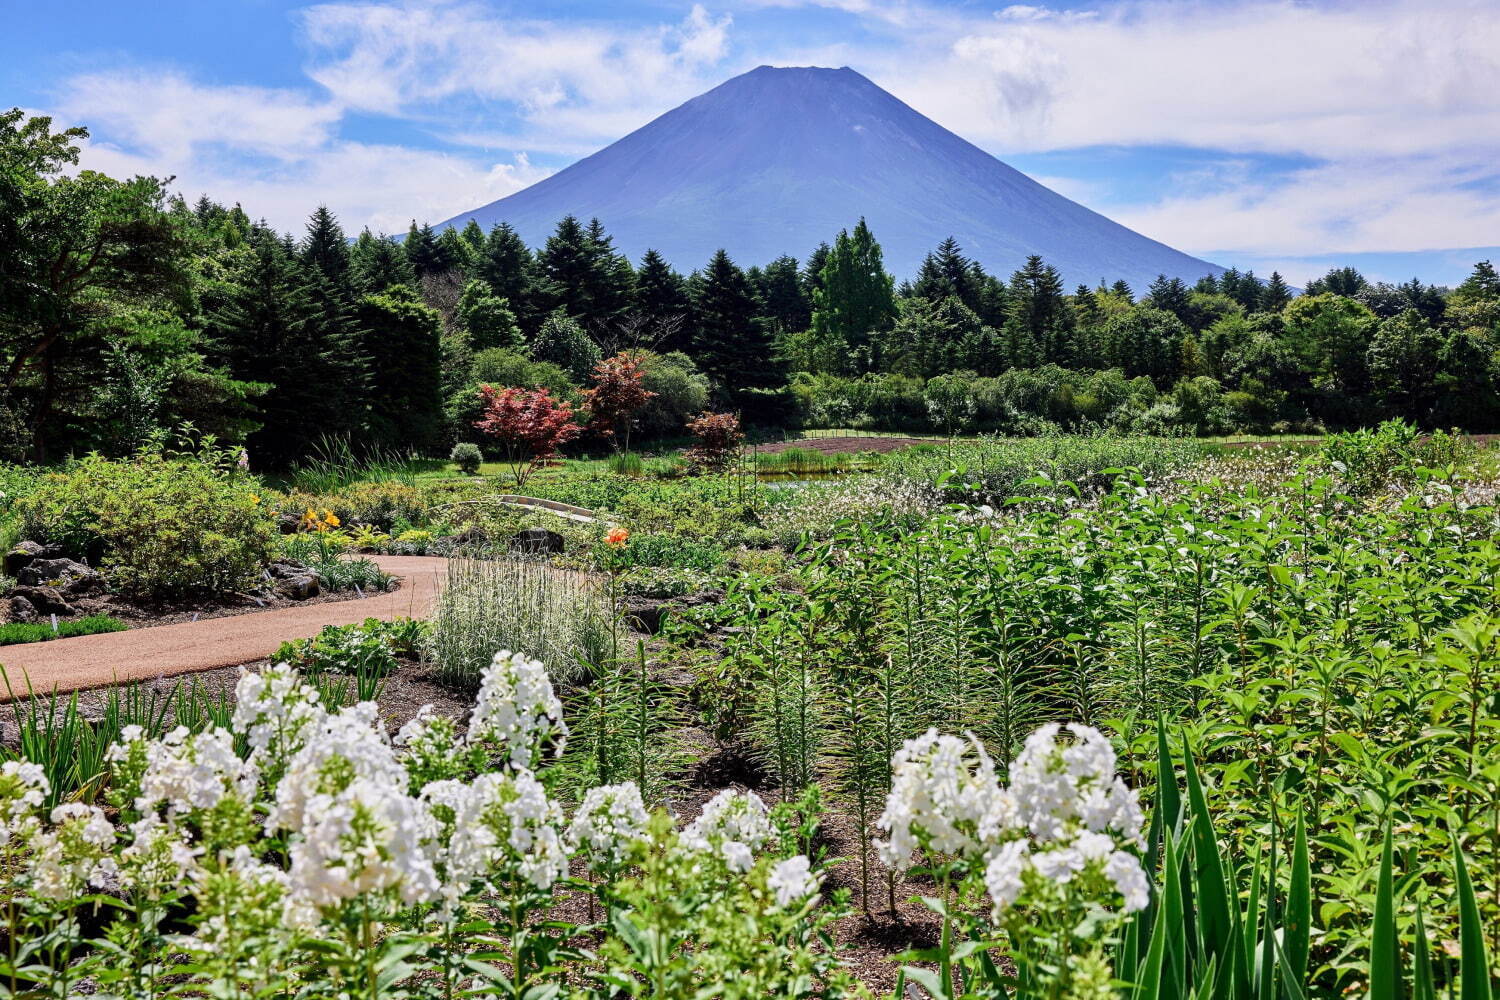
[0,556,447,699]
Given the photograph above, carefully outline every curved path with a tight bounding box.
[0,556,447,699]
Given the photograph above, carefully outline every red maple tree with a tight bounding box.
[582,351,656,453]
[684,411,743,473]
[473,385,583,487]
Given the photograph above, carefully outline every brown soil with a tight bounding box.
[0,556,446,699]
[753,436,941,456]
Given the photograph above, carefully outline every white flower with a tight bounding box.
[1105,850,1150,912]
[120,814,203,890]
[567,782,649,869]
[876,729,1001,870]
[1009,724,1143,847]
[767,854,820,908]
[444,769,569,892]
[683,789,773,871]
[131,726,258,817]
[231,663,327,773]
[983,840,1030,917]
[469,651,569,770]
[268,701,406,836]
[0,760,49,845]
[286,777,439,910]
[28,804,116,900]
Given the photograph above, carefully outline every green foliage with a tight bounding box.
[273,617,422,700]
[450,440,482,475]
[0,614,127,646]
[17,452,275,597]
[595,531,726,573]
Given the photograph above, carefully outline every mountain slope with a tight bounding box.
[438,65,1221,290]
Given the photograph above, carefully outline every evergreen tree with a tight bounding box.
[404,222,442,279]
[458,278,523,351]
[633,249,692,351]
[1110,279,1134,302]
[459,219,486,259]
[478,223,540,333]
[435,226,473,275]
[1261,271,1292,313]
[357,285,445,453]
[807,219,897,374]
[694,249,780,392]
[1304,266,1367,298]
[910,237,977,310]
[1145,274,1192,322]
[1367,308,1441,421]
[301,206,351,289]
[210,232,365,466]
[754,255,812,339]
[802,243,831,296]
[1003,256,1073,365]
[351,229,415,295]
[1433,327,1500,427]
[539,215,631,327]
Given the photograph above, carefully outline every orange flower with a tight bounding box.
[604,527,630,547]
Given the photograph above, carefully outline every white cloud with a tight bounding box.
[299,0,738,147]
[56,70,551,235]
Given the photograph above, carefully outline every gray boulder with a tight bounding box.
[7,595,38,623]
[510,527,565,555]
[4,541,57,578]
[17,558,101,595]
[9,585,75,617]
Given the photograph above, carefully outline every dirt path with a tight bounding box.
[0,556,447,699]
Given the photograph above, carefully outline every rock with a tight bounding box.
[621,592,722,635]
[7,595,38,623]
[17,557,98,590]
[274,573,321,601]
[266,560,310,580]
[9,585,76,617]
[4,539,55,578]
[510,527,565,555]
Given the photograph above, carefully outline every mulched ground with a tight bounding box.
[752,436,941,456]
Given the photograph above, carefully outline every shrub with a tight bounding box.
[607,452,644,476]
[449,441,482,475]
[684,411,743,473]
[473,385,584,488]
[0,615,128,646]
[17,453,275,598]
[274,617,416,678]
[618,566,717,598]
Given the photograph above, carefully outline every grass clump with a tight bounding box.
[428,557,616,687]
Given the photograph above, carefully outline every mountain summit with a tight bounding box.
[439,65,1221,288]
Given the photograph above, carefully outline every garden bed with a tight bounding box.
[752,435,937,455]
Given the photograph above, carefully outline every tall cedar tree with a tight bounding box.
[350,229,415,295]
[478,223,540,334]
[1261,271,1293,312]
[911,237,978,312]
[694,249,781,393]
[808,219,897,374]
[1003,255,1072,367]
[358,285,445,453]
[212,231,365,466]
[633,249,692,350]
[403,222,444,279]
[754,256,812,339]
[302,207,351,288]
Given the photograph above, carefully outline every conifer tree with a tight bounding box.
[358,284,445,453]
[404,221,442,279]
[1261,271,1292,313]
[478,223,539,333]
[458,278,523,351]
[633,249,692,349]
[1003,255,1073,365]
[694,249,780,392]
[301,206,351,289]
[807,219,896,374]
[351,229,415,295]
[754,255,812,338]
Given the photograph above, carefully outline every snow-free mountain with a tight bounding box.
[439,65,1221,289]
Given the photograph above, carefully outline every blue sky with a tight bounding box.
[7,0,1499,285]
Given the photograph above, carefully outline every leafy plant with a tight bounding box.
[0,615,127,646]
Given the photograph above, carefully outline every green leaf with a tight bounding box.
[1412,901,1436,1000]
[1453,832,1493,1000]
[1284,812,1312,985]
[1370,823,1399,1000]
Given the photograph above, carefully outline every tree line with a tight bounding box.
[4,108,1499,467]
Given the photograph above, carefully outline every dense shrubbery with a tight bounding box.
[16,452,275,598]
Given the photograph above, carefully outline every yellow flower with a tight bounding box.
[250,494,262,505]
[323,510,341,528]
